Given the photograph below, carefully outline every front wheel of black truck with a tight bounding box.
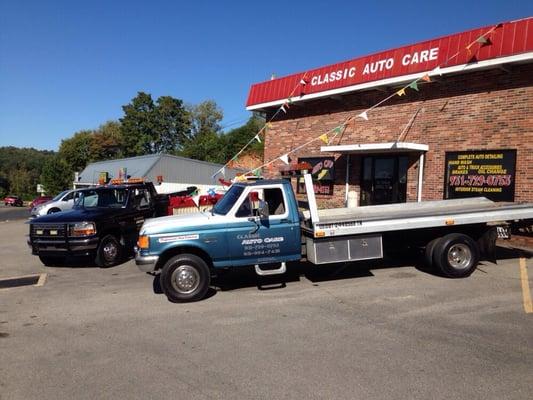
[160,254,210,302]
[95,234,122,267]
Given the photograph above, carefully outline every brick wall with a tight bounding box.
[263,64,533,206]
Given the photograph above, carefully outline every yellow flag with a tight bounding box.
[319,134,329,144]
[397,88,406,96]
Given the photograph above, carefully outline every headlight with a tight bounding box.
[137,235,149,249]
[70,222,96,236]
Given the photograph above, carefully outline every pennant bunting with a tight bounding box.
[299,78,308,85]
[207,188,216,196]
[319,134,329,144]
[266,122,273,129]
[409,81,419,91]
[432,66,442,76]
[396,88,406,96]
[333,125,342,134]
[280,104,287,113]
[231,155,238,162]
[253,169,261,177]
[287,97,293,104]
[280,154,289,165]
[421,74,431,82]
[254,134,261,143]
[357,111,369,121]
[476,35,488,44]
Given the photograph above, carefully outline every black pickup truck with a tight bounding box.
[28,182,170,267]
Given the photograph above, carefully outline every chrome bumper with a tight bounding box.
[135,250,159,273]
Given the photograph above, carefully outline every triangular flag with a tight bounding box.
[432,66,442,76]
[476,35,488,44]
[254,134,261,143]
[231,155,238,161]
[319,134,329,144]
[287,97,293,104]
[396,88,406,96]
[207,188,216,196]
[466,43,472,55]
[299,78,308,85]
[421,74,431,82]
[358,111,368,121]
[409,81,419,91]
[192,194,201,207]
[280,104,287,113]
[253,169,261,177]
[333,126,342,134]
[280,154,289,165]
[266,122,273,129]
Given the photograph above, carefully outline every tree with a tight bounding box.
[181,100,224,162]
[41,156,72,195]
[58,130,93,173]
[221,115,265,161]
[119,92,190,156]
[91,121,123,161]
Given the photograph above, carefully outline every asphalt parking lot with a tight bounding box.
[1,212,532,400]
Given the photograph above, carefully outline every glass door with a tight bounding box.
[361,155,408,206]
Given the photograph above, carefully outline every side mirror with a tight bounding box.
[258,200,269,219]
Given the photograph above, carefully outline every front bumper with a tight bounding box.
[28,236,99,255]
[135,249,159,273]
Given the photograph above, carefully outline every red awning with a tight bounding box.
[246,17,533,110]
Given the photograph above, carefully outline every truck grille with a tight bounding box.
[31,223,67,238]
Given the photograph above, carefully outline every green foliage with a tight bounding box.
[0,147,55,198]
[40,156,72,195]
[220,115,265,160]
[181,100,224,162]
[119,92,190,156]
[58,130,93,173]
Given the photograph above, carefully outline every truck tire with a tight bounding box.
[39,256,64,266]
[95,234,122,267]
[160,254,210,302]
[424,237,440,268]
[433,233,479,278]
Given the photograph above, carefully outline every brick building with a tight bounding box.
[246,18,533,208]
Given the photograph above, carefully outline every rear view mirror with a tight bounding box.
[258,200,269,219]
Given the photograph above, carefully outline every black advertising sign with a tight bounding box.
[296,157,335,196]
[444,149,516,201]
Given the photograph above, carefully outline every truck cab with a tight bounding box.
[136,179,302,302]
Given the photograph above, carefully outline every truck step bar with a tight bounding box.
[254,262,287,276]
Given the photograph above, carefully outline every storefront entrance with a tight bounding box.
[361,155,408,205]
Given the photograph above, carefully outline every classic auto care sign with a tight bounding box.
[444,150,517,201]
[246,19,533,108]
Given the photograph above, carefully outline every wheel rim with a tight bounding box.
[447,243,472,270]
[103,240,118,262]
[171,265,200,294]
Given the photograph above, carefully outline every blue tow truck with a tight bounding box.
[135,174,533,302]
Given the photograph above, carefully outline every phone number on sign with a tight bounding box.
[449,175,512,187]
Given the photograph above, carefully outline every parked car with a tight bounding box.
[30,190,82,217]
[29,195,53,209]
[4,195,23,207]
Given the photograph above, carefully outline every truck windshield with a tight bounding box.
[75,189,129,209]
[212,185,244,215]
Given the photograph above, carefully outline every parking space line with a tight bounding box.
[519,258,533,314]
[36,273,48,287]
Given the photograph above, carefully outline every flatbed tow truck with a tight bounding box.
[135,174,533,302]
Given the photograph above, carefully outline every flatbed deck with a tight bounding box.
[302,197,533,237]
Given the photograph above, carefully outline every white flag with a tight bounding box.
[432,66,442,76]
[358,111,368,121]
[280,154,289,165]
[254,134,261,143]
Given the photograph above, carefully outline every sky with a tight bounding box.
[0,0,532,151]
